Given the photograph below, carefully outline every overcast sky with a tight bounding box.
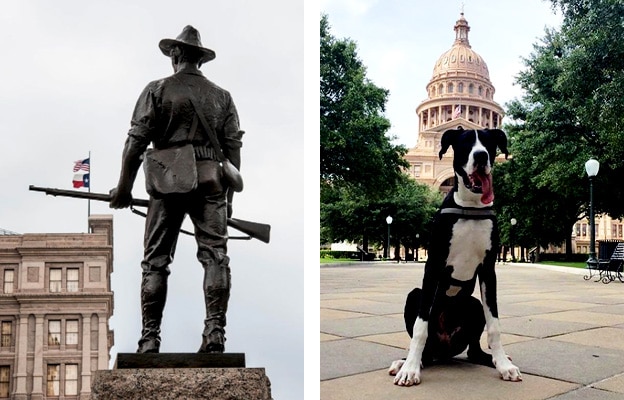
[0,1,303,399]
[320,0,563,148]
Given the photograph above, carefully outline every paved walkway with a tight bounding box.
[321,262,624,400]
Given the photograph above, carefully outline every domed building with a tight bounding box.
[405,12,504,195]
[404,12,624,258]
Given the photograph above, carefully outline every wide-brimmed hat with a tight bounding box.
[159,25,216,64]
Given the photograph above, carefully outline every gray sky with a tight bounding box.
[0,1,303,399]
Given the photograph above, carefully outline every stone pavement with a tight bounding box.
[320,261,624,400]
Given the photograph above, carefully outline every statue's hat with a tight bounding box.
[159,25,216,64]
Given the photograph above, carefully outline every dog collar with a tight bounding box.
[440,208,496,217]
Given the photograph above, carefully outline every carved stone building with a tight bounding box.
[0,215,114,399]
[404,12,505,195]
[405,12,623,256]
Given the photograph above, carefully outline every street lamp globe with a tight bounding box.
[585,158,600,177]
[585,158,599,269]
[510,218,517,262]
[385,216,393,260]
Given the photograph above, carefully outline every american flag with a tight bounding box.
[73,158,90,172]
[452,106,461,119]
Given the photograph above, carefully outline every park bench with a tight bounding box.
[598,242,624,284]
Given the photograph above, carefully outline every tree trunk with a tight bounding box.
[565,228,573,260]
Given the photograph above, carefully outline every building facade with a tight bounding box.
[0,215,114,399]
[405,12,623,256]
[405,12,505,195]
[573,215,624,256]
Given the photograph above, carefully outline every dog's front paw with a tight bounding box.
[388,359,405,376]
[495,358,522,382]
[393,363,421,386]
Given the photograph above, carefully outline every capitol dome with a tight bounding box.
[414,12,503,131]
[407,11,505,194]
[431,13,491,83]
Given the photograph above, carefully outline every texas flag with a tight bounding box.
[72,158,90,188]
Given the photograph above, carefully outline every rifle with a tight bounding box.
[29,185,270,243]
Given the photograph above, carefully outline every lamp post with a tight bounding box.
[510,218,517,262]
[386,216,393,260]
[585,158,600,268]
[415,233,420,262]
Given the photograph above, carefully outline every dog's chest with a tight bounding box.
[446,219,493,281]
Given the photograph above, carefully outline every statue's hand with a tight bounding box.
[227,202,233,219]
[109,187,133,209]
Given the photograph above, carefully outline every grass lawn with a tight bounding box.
[537,261,587,269]
[320,258,360,264]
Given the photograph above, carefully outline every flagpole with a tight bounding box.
[88,150,91,232]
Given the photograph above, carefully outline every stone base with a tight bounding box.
[91,367,272,400]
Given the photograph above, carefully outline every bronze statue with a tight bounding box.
[109,25,244,354]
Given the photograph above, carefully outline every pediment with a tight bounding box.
[424,117,483,134]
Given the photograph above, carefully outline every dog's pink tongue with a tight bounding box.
[479,172,494,204]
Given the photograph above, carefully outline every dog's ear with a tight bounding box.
[489,129,509,159]
[439,128,463,159]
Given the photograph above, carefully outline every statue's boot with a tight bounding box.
[198,261,230,353]
[137,271,168,353]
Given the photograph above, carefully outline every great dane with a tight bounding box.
[389,128,522,386]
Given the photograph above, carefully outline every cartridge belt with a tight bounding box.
[193,145,216,161]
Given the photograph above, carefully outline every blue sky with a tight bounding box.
[320,0,563,148]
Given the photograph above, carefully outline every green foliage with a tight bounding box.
[321,173,442,251]
[320,250,375,260]
[320,15,408,193]
[320,14,435,252]
[499,0,624,254]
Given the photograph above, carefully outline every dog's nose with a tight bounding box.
[473,150,489,166]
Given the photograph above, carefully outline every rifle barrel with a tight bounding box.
[28,185,270,243]
[29,185,149,207]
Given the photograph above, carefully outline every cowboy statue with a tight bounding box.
[110,25,244,354]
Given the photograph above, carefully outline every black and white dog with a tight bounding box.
[389,128,522,386]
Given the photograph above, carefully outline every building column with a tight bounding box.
[438,106,442,125]
[427,108,431,128]
[31,315,44,400]
[13,315,28,399]
[479,107,483,126]
[79,315,91,399]
[489,110,493,128]
[97,315,108,370]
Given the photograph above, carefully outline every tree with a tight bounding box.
[499,0,624,258]
[320,14,408,193]
[321,14,420,252]
[320,174,441,257]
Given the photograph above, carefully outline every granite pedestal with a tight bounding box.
[91,354,272,400]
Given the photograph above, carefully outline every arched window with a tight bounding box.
[448,83,454,93]
[458,82,464,93]
[439,84,444,94]
[468,84,474,94]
